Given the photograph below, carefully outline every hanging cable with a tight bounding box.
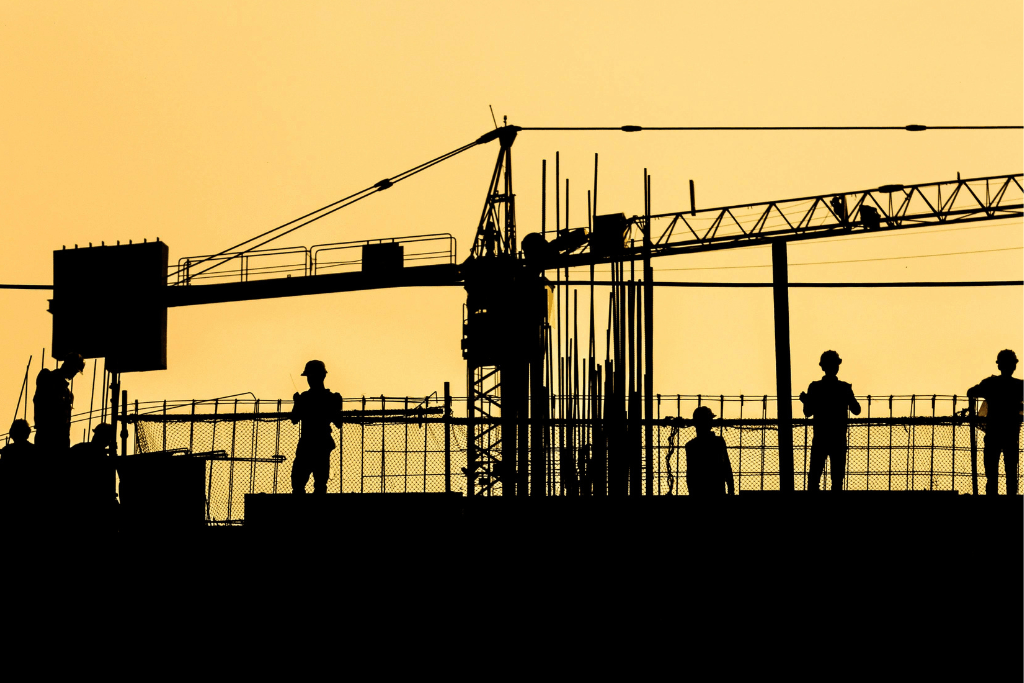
[172,136,487,283]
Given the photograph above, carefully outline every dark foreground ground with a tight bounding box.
[3,492,1019,674]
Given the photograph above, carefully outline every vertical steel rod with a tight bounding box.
[444,382,452,493]
[969,396,978,495]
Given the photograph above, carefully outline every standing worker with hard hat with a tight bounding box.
[967,350,1023,496]
[290,360,343,494]
[33,352,85,454]
[684,406,735,497]
[800,350,861,492]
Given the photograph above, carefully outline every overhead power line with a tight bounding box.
[653,246,1023,272]
[522,124,1023,132]
[562,280,1023,288]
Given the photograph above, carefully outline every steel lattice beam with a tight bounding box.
[551,173,1022,268]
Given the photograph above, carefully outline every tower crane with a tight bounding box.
[47,124,1023,496]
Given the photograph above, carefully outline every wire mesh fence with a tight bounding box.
[131,397,459,525]
[125,394,1022,525]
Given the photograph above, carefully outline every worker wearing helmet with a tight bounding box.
[967,350,1023,496]
[67,422,118,532]
[1,420,35,502]
[290,360,343,494]
[33,352,85,454]
[800,350,861,492]
[684,406,735,497]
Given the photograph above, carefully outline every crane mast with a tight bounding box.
[462,126,549,496]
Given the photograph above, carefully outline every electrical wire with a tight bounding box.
[781,218,1022,245]
[522,125,1023,131]
[652,246,1023,271]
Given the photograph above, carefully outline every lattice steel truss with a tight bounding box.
[555,173,1022,266]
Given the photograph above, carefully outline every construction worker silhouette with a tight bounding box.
[1,420,35,501]
[800,350,861,492]
[684,406,735,497]
[967,350,1023,496]
[290,360,343,494]
[67,423,117,529]
[33,352,85,454]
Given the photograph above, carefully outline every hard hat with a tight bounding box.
[92,423,114,439]
[819,350,842,366]
[9,420,30,440]
[692,406,716,422]
[996,349,1018,364]
[301,360,327,377]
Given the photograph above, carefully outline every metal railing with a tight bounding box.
[121,394,1022,526]
[174,233,456,285]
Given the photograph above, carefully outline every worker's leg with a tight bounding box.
[829,439,847,492]
[291,452,311,494]
[311,452,330,494]
[808,438,827,491]
[1002,429,1020,496]
[982,434,1002,496]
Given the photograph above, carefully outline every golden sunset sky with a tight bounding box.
[1,1,1021,436]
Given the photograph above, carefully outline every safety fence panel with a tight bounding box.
[128,395,1021,525]
[132,398,463,525]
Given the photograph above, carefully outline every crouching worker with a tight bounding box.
[685,406,735,497]
[67,423,118,532]
[290,360,343,494]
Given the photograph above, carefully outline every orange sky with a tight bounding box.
[1,1,1021,437]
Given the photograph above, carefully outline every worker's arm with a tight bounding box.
[966,380,985,399]
[848,385,862,416]
[800,386,813,417]
[331,392,345,429]
[290,393,302,425]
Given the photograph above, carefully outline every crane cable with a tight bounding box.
[172,136,486,283]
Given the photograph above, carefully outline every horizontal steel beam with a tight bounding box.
[166,263,461,307]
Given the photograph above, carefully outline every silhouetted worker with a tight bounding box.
[67,423,117,529]
[967,349,1023,496]
[800,350,861,492]
[33,352,85,454]
[1,420,36,500]
[290,360,343,494]
[684,406,735,497]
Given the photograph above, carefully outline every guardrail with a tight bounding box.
[174,234,456,285]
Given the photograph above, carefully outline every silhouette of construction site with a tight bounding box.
[4,124,1022,538]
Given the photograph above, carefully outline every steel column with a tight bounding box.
[772,240,795,492]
